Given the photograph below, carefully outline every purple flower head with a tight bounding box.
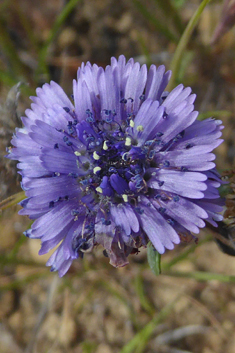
[7,56,224,276]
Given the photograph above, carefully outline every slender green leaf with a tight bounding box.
[153,0,184,34]
[132,0,179,42]
[176,50,194,82]
[0,271,49,292]
[172,0,187,9]
[147,242,161,276]
[37,0,82,80]
[8,235,28,260]
[0,253,42,268]
[168,0,212,90]
[136,32,152,67]
[0,191,25,211]
[120,294,180,353]
[162,235,212,271]
[198,110,232,120]
[135,273,155,315]
[164,270,235,283]
[100,279,138,328]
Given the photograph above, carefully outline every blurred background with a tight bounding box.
[1,0,235,352]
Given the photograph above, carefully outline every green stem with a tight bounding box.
[0,272,49,292]
[168,0,212,90]
[0,191,25,211]
[162,235,212,271]
[164,270,235,283]
[153,0,184,34]
[120,294,180,353]
[198,110,232,120]
[132,0,179,43]
[135,273,155,315]
[0,254,43,268]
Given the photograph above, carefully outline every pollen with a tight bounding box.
[93,151,100,160]
[103,141,108,150]
[96,186,103,194]
[125,137,132,146]
[74,151,81,156]
[122,194,128,202]
[130,120,135,128]
[137,125,144,132]
[93,166,101,174]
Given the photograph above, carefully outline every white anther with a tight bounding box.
[93,151,100,160]
[103,141,108,150]
[93,166,101,174]
[96,187,103,194]
[125,137,132,146]
[137,125,144,132]
[74,151,81,156]
[122,194,128,202]
[130,120,135,128]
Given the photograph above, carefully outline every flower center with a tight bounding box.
[73,108,155,202]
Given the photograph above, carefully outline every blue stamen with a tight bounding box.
[101,218,111,225]
[135,207,144,214]
[156,132,164,137]
[181,167,188,172]
[145,140,155,146]
[71,209,80,216]
[173,195,180,202]
[186,143,194,149]
[149,150,155,159]
[69,173,79,178]
[154,194,161,199]
[163,160,170,167]
[159,207,166,214]
[161,195,169,201]
[67,121,75,135]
